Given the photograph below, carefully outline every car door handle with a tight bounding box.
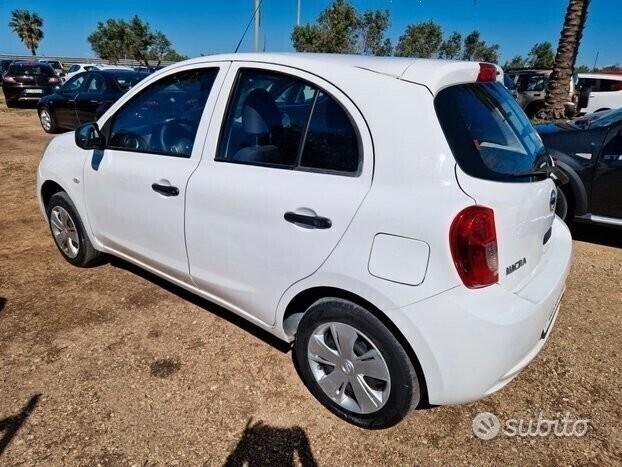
[151,183,179,197]
[284,211,332,229]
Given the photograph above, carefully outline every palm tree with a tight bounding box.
[540,0,590,119]
[9,10,44,56]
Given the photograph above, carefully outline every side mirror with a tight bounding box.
[75,122,105,150]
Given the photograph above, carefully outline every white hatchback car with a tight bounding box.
[37,53,572,428]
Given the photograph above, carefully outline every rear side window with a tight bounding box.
[435,82,548,182]
[217,68,360,174]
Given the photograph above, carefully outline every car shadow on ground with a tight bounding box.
[109,258,292,354]
[0,394,41,457]
[571,223,622,249]
[223,418,317,466]
[0,297,6,314]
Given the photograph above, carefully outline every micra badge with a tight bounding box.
[506,258,526,275]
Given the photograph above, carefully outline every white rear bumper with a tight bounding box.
[385,217,572,405]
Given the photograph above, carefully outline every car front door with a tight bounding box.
[83,64,228,281]
[55,73,87,128]
[591,123,622,220]
[75,72,109,124]
[185,64,373,325]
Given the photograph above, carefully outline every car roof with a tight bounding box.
[578,72,622,80]
[172,52,484,93]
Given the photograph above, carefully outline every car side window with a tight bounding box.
[62,74,86,92]
[217,68,360,174]
[85,74,106,94]
[107,68,218,158]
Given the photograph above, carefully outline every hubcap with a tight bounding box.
[40,110,52,130]
[307,322,391,414]
[50,206,79,258]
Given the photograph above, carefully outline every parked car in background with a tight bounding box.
[37,69,145,132]
[37,54,572,428]
[0,59,13,78]
[577,73,622,114]
[2,62,61,107]
[39,60,66,81]
[65,63,98,81]
[536,108,622,226]
[506,69,577,118]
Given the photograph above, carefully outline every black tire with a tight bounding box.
[294,298,421,429]
[38,107,59,133]
[46,191,102,267]
[5,99,17,108]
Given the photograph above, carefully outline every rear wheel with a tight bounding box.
[5,99,17,108]
[294,298,421,428]
[46,191,102,267]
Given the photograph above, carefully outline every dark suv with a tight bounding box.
[2,62,61,107]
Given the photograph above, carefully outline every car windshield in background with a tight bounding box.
[7,64,55,76]
[112,72,144,91]
[435,82,548,183]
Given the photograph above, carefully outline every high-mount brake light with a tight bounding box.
[449,206,498,288]
[477,63,498,82]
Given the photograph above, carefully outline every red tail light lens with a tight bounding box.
[477,63,498,82]
[3,76,16,83]
[449,206,498,288]
[48,76,60,84]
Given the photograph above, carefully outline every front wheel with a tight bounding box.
[294,298,421,429]
[46,191,102,267]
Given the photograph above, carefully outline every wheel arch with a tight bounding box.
[40,179,67,212]
[554,159,588,216]
[282,285,430,406]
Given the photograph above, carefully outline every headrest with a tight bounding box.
[242,89,281,135]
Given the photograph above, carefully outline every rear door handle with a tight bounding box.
[284,211,332,229]
[152,183,179,197]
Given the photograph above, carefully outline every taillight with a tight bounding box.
[48,76,60,84]
[449,206,498,288]
[477,63,497,82]
[3,76,16,83]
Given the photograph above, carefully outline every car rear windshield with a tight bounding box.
[7,64,55,76]
[435,82,549,183]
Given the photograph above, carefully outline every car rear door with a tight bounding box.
[436,81,558,292]
[185,63,373,326]
[75,72,112,124]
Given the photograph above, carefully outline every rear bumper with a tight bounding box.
[385,217,572,405]
[2,86,53,101]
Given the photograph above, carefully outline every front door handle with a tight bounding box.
[152,183,179,197]
[284,211,332,229]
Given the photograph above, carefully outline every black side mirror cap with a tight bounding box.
[75,122,105,150]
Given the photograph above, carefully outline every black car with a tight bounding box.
[536,108,622,227]
[37,69,145,133]
[2,62,61,107]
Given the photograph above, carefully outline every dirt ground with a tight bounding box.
[0,95,621,467]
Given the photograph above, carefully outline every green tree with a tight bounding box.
[528,42,555,68]
[359,10,392,56]
[438,32,462,59]
[291,1,391,55]
[504,55,528,70]
[541,0,591,119]
[8,9,44,55]
[292,0,359,53]
[462,31,500,63]
[395,21,443,58]
[574,64,591,72]
[88,16,186,66]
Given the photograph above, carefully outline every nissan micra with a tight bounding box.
[37,53,572,428]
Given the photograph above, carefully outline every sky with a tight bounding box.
[0,0,620,67]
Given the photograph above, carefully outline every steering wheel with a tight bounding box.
[114,131,146,151]
[159,119,195,156]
